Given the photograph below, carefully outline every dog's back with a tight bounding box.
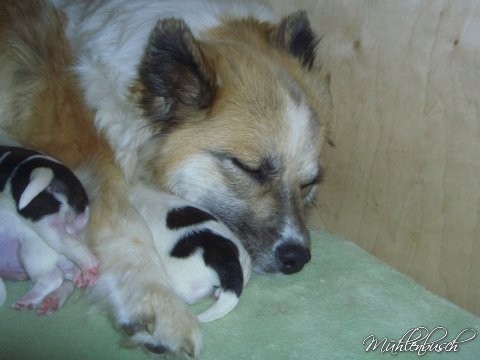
[0,0,104,169]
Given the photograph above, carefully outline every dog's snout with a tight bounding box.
[276,243,311,274]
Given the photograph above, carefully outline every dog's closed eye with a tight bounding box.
[300,167,324,199]
[230,157,268,184]
[211,151,277,185]
[301,172,323,189]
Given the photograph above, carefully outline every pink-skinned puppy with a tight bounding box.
[0,208,76,315]
[0,145,97,314]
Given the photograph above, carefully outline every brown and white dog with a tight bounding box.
[0,0,331,356]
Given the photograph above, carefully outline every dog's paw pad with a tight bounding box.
[82,266,99,287]
[12,300,34,311]
[37,296,59,316]
[76,266,99,288]
[12,302,26,311]
[121,322,148,337]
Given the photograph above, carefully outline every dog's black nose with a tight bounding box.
[276,243,311,274]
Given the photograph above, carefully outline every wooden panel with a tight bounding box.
[269,0,480,314]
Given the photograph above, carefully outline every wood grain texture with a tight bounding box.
[268,0,480,314]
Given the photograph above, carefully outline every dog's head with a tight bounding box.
[137,11,331,274]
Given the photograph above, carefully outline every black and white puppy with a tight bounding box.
[0,145,97,313]
[131,184,251,323]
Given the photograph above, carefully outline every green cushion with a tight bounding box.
[1,231,478,359]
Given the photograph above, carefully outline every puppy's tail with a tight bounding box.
[197,240,252,323]
[18,167,54,209]
[197,290,239,323]
[0,278,7,306]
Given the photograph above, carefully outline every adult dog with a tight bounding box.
[0,0,331,356]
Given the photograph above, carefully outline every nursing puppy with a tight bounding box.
[0,145,98,286]
[131,184,251,323]
[0,145,97,313]
[0,0,332,356]
[0,206,76,314]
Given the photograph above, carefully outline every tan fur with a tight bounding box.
[0,0,103,168]
[0,1,331,356]
[143,21,330,234]
[0,1,201,355]
[147,19,326,169]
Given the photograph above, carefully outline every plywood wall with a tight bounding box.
[269,0,480,315]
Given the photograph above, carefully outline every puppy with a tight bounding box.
[131,184,251,323]
[0,0,332,356]
[0,145,97,313]
[0,206,76,314]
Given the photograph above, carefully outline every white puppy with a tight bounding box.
[131,184,251,323]
[0,145,97,314]
[0,206,76,313]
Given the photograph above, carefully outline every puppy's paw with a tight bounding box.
[81,265,99,287]
[37,281,75,315]
[74,264,99,288]
[73,266,84,288]
[12,298,35,311]
[36,296,59,315]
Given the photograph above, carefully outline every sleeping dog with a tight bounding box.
[0,0,331,355]
[0,145,97,314]
[131,184,251,324]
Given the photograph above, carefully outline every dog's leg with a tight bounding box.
[36,257,77,315]
[13,267,63,310]
[87,173,202,357]
[13,233,63,310]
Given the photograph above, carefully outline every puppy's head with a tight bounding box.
[137,11,331,274]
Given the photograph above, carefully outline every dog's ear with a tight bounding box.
[139,19,216,123]
[270,10,318,69]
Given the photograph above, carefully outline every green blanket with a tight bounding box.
[1,231,479,359]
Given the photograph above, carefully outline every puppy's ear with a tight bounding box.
[270,10,319,69]
[139,19,216,123]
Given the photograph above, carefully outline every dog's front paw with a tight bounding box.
[96,275,202,357]
[128,289,202,357]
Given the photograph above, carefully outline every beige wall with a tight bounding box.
[269,0,480,315]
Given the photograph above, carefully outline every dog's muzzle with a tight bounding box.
[275,243,311,274]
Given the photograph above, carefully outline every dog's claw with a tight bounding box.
[145,321,155,335]
[145,343,168,354]
[106,279,202,357]
[121,323,144,336]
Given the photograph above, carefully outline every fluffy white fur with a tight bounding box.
[0,0,329,356]
[18,167,54,210]
[0,201,71,311]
